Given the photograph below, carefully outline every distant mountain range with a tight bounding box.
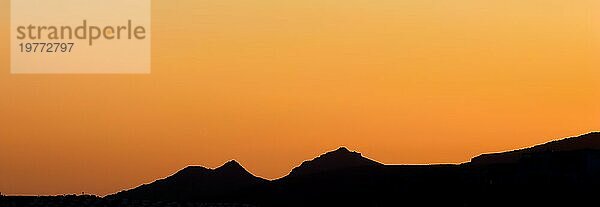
[3,132,600,207]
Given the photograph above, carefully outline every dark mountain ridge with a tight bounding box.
[6,132,599,207]
[108,160,267,201]
[287,147,383,177]
[471,132,600,165]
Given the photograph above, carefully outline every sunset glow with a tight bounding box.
[0,0,599,196]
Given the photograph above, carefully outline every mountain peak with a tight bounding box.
[222,160,242,167]
[333,146,351,153]
[110,160,267,201]
[216,160,246,172]
[321,146,363,159]
[288,147,382,176]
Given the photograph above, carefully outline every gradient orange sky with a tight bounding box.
[0,0,599,196]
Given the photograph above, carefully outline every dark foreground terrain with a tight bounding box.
[0,195,256,207]
[2,132,600,207]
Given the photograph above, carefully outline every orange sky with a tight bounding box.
[0,0,599,196]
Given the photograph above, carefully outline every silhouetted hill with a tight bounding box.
[9,132,599,207]
[104,132,600,206]
[471,132,600,165]
[0,195,256,207]
[288,147,382,176]
[108,160,267,202]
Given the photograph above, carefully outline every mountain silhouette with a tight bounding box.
[6,132,600,207]
[109,160,266,201]
[105,132,600,206]
[288,147,382,176]
[471,132,600,165]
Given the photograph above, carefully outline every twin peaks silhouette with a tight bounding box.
[3,132,600,207]
[111,147,381,202]
[104,132,600,206]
